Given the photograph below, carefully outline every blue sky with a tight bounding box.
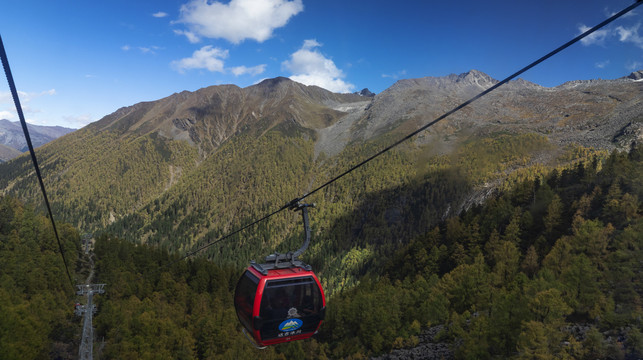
[1,0,642,129]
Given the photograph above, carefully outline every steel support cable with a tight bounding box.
[0,35,76,291]
[167,206,289,267]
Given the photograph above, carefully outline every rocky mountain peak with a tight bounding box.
[255,76,294,88]
[86,76,367,156]
[626,70,643,81]
[508,78,543,90]
[355,88,375,97]
[248,76,353,102]
[456,69,498,89]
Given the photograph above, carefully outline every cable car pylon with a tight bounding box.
[76,284,105,360]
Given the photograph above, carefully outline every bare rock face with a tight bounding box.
[371,326,454,360]
[349,70,643,153]
[355,88,376,97]
[625,70,643,81]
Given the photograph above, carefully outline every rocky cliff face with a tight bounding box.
[624,70,643,81]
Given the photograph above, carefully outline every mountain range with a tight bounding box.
[0,119,75,161]
[0,70,641,285]
[62,69,643,161]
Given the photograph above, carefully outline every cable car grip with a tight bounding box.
[252,202,315,274]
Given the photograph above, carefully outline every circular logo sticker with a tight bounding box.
[279,318,303,332]
[287,307,300,318]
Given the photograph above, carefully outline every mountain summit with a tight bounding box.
[625,70,643,81]
[454,69,498,89]
[89,78,364,155]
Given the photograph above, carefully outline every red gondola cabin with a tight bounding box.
[234,262,326,347]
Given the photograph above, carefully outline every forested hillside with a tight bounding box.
[1,144,640,359]
[0,127,200,229]
[105,129,574,295]
[321,144,643,358]
[91,235,329,359]
[0,197,80,359]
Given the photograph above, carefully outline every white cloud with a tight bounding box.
[176,0,303,44]
[153,11,168,18]
[606,7,637,19]
[230,64,267,76]
[282,39,354,93]
[138,45,163,54]
[0,110,14,120]
[595,60,610,69]
[171,45,229,73]
[123,45,163,54]
[62,114,94,128]
[0,89,55,104]
[0,90,57,126]
[626,60,643,71]
[616,23,643,49]
[578,24,609,46]
[579,22,643,49]
[382,70,407,79]
[173,29,200,44]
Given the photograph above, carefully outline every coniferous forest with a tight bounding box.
[1,142,641,359]
[0,197,80,358]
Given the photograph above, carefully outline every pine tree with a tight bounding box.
[521,245,539,278]
[543,194,563,238]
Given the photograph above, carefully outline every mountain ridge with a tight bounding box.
[348,69,642,151]
[88,77,365,156]
[78,69,643,159]
[0,119,75,159]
